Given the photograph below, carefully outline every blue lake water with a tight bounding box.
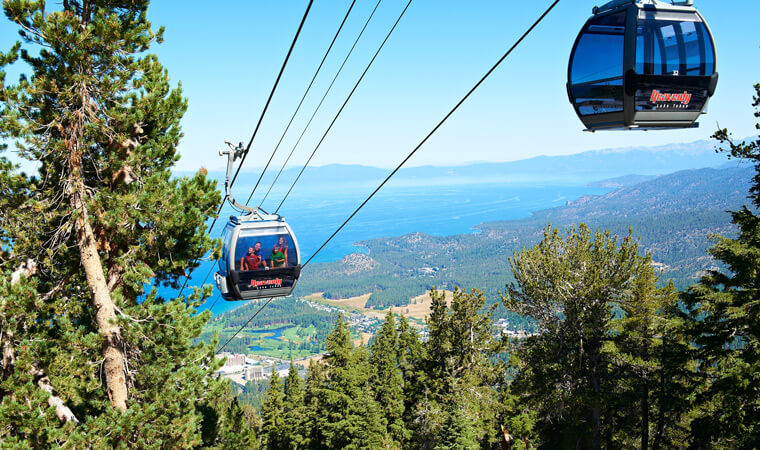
[249,326,291,340]
[246,325,293,350]
[157,175,610,316]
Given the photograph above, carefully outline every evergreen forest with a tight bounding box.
[1,1,759,448]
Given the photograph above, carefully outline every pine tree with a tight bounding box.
[370,310,407,448]
[505,224,642,448]
[434,404,479,450]
[283,360,306,449]
[318,315,389,449]
[499,379,539,450]
[260,367,286,449]
[608,258,688,448]
[0,1,249,446]
[397,314,426,447]
[397,315,424,391]
[421,288,506,449]
[649,290,694,449]
[683,83,760,446]
[302,359,328,448]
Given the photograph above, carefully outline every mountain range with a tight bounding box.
[190,138,734,190]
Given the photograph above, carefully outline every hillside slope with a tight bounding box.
[294,166,754,308]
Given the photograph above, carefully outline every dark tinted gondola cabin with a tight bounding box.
[568,0,718,131]
[215,214,301,301]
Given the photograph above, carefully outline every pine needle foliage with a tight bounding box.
[369,310,407,448]
[260,367,286,449]
[503,224,686,448]
[683,82,760,447]
[0,1,250,446]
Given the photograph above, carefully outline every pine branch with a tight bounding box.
[1,260,79,424]
[31,363,80,424]
[10,258,37,284]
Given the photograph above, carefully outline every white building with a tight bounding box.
[244,366,265,381]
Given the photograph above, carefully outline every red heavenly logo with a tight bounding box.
[249,278,283,289]
[650,90,692,105]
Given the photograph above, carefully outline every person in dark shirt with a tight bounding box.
[240,242,267,271]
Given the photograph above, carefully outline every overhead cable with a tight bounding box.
[231,0,314,188]
[258,0,384,209]
[206,294,221,313]
[274,0,412,214]
[302,0,561,268]
[245,0,358,205]
[208,1,561,346]
[216,298,275,353]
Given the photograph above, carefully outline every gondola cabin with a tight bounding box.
[567,0,718,131]
[215,214,301,301]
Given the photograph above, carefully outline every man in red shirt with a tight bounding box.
[240,242,267,271]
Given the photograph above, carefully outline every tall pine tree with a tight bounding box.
[301,359,328,448]
[283,360,307,449]
[0,1,248,446]
[607,258,687,448]
[505,225,642,448]
[318,315,388,449]
[260,367,286,449]
[420,288,506,449]
[683,82,760,447]
[396,314,426,448]
[370,310,408,448]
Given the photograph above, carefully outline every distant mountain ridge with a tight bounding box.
[184,139,731,188]
[586,174,658,189]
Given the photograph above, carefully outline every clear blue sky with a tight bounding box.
[3,1,759,171]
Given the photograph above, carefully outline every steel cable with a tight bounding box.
[245,0,358,206]
[274,0,412,214]
[231,0,314,189]
[258,0,384,209]
[302,0,561,268]
[216,298,275,353]
[259,0,382,208]
[211,1,560,347]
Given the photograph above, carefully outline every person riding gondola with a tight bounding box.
[270,236,289,268]
[215,135,302,301]
[215,214,301,301]
[240,242,268,271]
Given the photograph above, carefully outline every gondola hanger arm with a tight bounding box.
[220,141,272,218]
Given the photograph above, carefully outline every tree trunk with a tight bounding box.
[641,341,650,450]
[501,425,513,450]
[641,375,649,450]
[1,336,80,424]
[652,337,667,450]
[70,186,128,410]
[63,79,129,410]
[32,364,80,424]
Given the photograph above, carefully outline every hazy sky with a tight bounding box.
[3,1,759,171]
